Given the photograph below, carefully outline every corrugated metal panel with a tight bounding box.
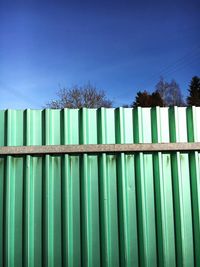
[0,107,200,267]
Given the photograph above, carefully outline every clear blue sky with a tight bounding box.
[0,0,199,109]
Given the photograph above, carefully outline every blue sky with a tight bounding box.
[0,0,199,109]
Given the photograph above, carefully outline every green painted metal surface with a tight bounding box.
[0,107,200,267]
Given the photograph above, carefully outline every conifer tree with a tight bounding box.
[187,76,200,106]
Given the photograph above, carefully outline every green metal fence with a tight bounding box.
[0,107,200,267]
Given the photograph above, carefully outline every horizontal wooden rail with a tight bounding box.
[1,143,200,155]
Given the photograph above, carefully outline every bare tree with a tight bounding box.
[155,77,185,106]
[46,82,113,108]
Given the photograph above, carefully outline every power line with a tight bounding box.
[148,45,200,80]
[152,52,200,87]
[157,49,200,77]
[140,44,200,89]
[157,45,200,76]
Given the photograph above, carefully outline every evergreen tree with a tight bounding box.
[187,76,200,106]
[132,90,164,107]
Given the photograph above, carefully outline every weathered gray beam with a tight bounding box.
[0,143,200,155]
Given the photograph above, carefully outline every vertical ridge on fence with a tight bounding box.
[0,109,5,267]
[187,107,200,266]
[98,108,120,267]
[80,108,100,267]
[24,109,43,267]
[152,107,176,267]
[169,107,194,267]
[116,107,138,267]
[134,107,157,267]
